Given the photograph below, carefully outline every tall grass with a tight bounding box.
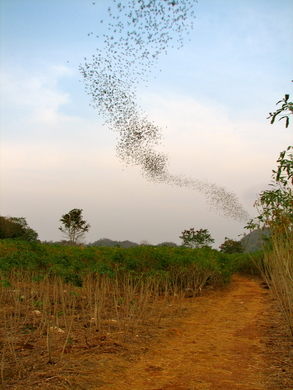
[246,143,292,335]
[260,225,293,335]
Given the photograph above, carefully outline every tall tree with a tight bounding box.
[59,209,90,244]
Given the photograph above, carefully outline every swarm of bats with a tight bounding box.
[80,0,248,221]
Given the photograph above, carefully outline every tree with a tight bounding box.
[0,216,38,241]
[157,241,178,247]
[140,240,151,246]
[179,228,214,249]
[246,91,293,334]
[89,238,139,248]
[219,237,243,254]
[59,209,90,244]
[246,93,293,232]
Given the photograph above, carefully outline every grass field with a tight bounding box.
[0,239,261,386]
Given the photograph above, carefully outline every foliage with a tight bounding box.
[59,209,90,244]
[267,93,293,128]
[179,228,214,249]
[261,229,293,335]
[273,146,293,186]
[156,241,178,247]
[89,238,139,248]
[0,240,255,288]
[229,251,262,276]
[219,237,243,254]
[252,92,293,231]
[254,92,293,230]
[0,216,38,242]
[245,91,293,334]
[245,145,292,232]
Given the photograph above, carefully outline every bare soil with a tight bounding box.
[93,274,292,390]
[3,275,292,389]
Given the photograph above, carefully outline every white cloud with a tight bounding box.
[0,68,69,110]
[0,65,113,145]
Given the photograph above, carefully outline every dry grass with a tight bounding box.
[260,227,293,335]
[1,268,291,389]
[0,271,194,387]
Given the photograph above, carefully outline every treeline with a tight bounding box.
[1,213,269,253]
[88,238,178,248]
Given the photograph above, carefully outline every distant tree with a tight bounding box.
[88,238,139,248]
[180,228,214,249]
[89,238,117,247]
[157,241,178,247]
[140,240,151,246]
[0,216,38,241]
[219,237,243,254]
[59,209,90,244]
[119,240,139,248]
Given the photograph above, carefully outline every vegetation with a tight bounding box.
[251,146,293,335]
[59,209,90,244]
[0,239,250,286]
[246,93,293,335]
[89,238,178,248]
[157,241,178,247]
[0,216,38,242]
[219,237,243,254]
[0,238,258,385]
[267,93,293,128]
[180,228,214,249]
[89,238,139,248]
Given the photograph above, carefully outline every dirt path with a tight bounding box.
[6,274,291,389]
[96,274,288,390]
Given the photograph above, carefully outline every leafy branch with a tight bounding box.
[246,90,293,232]
[267,93,293,128]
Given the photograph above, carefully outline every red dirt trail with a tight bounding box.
[95,274,291,390]
[5,274,292,389]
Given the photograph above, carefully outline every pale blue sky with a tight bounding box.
[0,0,292,245]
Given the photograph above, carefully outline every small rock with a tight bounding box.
[49,326,65,334]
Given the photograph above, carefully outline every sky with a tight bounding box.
[0,0,292,246]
